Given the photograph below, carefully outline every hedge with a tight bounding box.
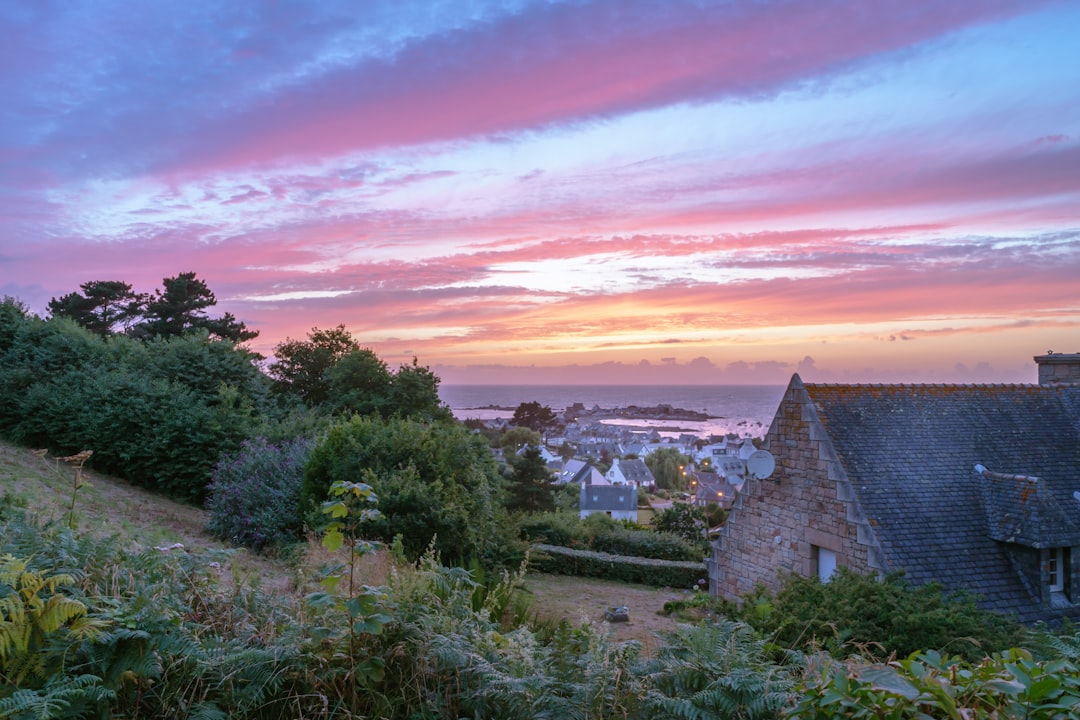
[529,543,706,588]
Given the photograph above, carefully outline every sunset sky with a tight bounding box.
[2,0,1078,385]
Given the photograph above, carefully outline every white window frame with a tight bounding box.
[1049,547,1065,593]
[815,546,837,583]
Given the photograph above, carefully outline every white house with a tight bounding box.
[580,484,638,522]
[605,457,656,488]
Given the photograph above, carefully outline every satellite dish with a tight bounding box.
[747,450,775,480]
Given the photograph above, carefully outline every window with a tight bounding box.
[1048,547,1070,594]
[814,546,837,582]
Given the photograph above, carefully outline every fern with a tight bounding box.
[0,554,107,687]
[0,674,114,720]
[639,619,799,720]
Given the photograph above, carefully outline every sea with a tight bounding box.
[439,384,787,439]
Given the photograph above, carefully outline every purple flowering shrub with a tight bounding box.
[205,436,314,551]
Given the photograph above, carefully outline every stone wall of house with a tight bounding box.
[1035,353,1080,385]
[709,377,881,599]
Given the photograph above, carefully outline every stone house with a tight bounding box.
[709,353,1080,624]
[693,472,738,510]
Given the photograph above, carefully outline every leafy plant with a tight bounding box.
[789,648,1080,719]
[719,568,1026,662]
[305,477,394,705]
[301,415,513,568]
[0,554,107,688]
[640,619,800,720]
[205,436,314,551]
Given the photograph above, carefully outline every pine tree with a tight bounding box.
[506,445,555,513]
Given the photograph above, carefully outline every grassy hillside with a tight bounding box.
[1,438,686,646]
[0,438,305,594]
[1,438,215,547]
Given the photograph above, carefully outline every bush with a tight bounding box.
[301,415,514,567]
[0,317,267,501]
[205,436,314,550]
[720,568,1026,662]
[519,511,704,561]
[528,543,706,588]
[791,648,1080,719]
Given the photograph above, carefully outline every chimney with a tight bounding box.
[1034,352,1080,385]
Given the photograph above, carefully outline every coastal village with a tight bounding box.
[469,397,767,521]
[473,352,1080,627]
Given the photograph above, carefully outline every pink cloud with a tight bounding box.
[168,0,1051,175]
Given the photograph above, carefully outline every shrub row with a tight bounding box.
[529,543,707,588]
[0,312,268,501]
[519,511,703,561]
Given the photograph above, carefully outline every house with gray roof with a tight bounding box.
[605,457,656,488]
[557,459,606,486]
[709,353,1080,625]
[580,484,638,522]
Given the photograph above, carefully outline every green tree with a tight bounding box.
[0,315,265,502]
[511,401,560,440]
[325,348,393,416]
[651,502,707,548]
[506,445,555,514]
[301,416,511,566]
[0,296,32,353]
[137,272,257,342]
[645,447,692,490]
[498,426,542,454]
[386,357,452,422]
[269,324,360,406]
[47,280,145,337]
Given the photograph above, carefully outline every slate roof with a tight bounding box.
[580,484,637,513]
[612,458,656,485]
[803,379,1080,623]
[557,459,591,485]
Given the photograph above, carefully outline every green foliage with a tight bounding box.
[324,347,392,415]
[497,425,542,452]
[4,501,1080,719]
[790,648,1080,719]
[722,568,1026,662]
[645,446,692,490]
[0,554,105,687]
[302,415,513,567]
[269,327,451,421]
[0,297,33,354]
[505,445,556,514]
[48,273,257,343]
[386,357,453,422]
[652,501,709,550]
[510,401,560,437]
[205,437,314,551]
[528,543,707,588]
[47,279,144,337]
[641,619,800,719]
[305,479,393,702]
[519,510,704,561]
[136,271,258,342]
[268,324,360,406]
[0,317,267,501]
